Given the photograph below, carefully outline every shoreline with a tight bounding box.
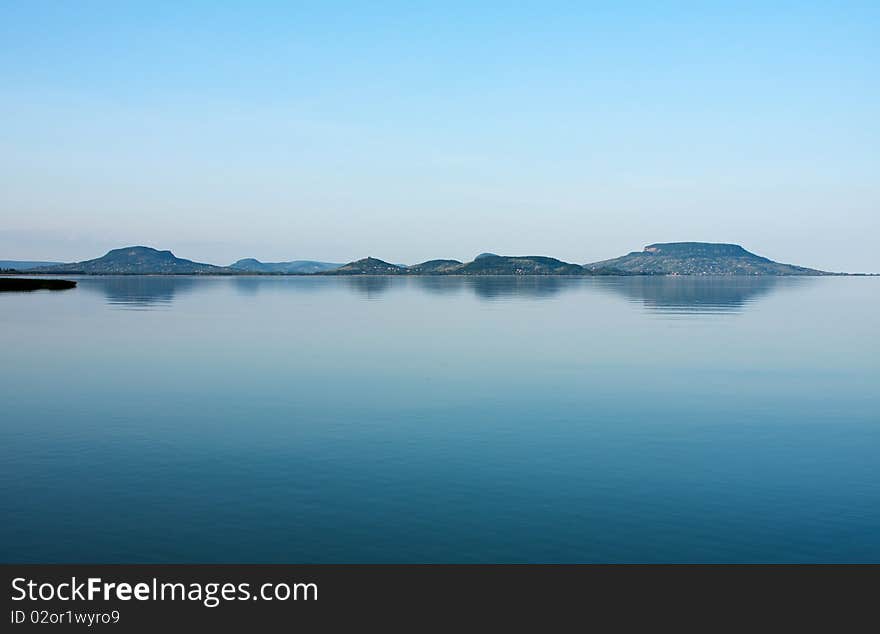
[0,271,866,278]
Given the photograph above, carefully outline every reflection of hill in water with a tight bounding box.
[411,276,466,295]
[466,276,574,299]
[77,274,804,313]
[344,276,395,298]
[86,276,199,309]
[594,276,801,313]
[409,275,795,308]
[348,276,578,299]
[231,276,325,296]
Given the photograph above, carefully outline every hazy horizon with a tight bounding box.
[2,2,878,272]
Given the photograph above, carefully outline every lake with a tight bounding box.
[1,275,878,562]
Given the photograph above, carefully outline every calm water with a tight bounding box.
[1,275,878,562]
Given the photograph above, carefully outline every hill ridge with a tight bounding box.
[36,246,233,275]
[12,242,842,275]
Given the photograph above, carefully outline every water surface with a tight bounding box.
[1,275,878,562]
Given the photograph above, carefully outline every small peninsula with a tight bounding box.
[0,278,76,292]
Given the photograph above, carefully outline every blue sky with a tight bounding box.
[1,1,878,271]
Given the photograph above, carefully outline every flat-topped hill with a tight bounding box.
[36,246,233,275]
[584,242,831,276]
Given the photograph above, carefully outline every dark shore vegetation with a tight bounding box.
[0,278,77,292]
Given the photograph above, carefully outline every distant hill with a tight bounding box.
[456,254,586,275]
[0,260,63,271]
[584,242,831,276]
[406,259,464,274]
[36,246,233,274]
[229,258,342,274]
[330,254,613,275]
[323,257,407,275]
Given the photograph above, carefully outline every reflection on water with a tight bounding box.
[74,274,808,314]
[80,276,198,309]
[230,275,325,297]
[410,276,576,299]
[3,273,878,563]
[466,276,574,300]
[344,276,395,299]
[592,276,800,314]
[410,276,466,296]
